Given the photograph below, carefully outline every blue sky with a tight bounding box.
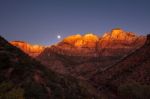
[0,0,150,45]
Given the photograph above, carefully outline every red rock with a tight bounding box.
[37,28,146,82]
[90,34,150,98]
[56,28,146,56]
[10,41,44,57]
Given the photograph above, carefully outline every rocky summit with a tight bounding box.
[62,33,99,48]
[54,28,145,56]
[10,41,44,57]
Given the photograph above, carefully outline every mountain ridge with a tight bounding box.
[9,29,146,80]
[10,41,45,57]
[1,28,150,98]
[37,29,146,82]
[54,28,146,57]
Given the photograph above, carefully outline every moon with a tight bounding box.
[57,35,61,39]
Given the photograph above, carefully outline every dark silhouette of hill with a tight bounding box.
[0,36,99,99]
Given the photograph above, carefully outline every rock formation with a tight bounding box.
[61,33,99,48]
[10,41,44,57]
[51,28,146,56]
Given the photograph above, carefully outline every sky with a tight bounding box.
[0,0,150,45]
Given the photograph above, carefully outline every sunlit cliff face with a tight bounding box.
[61,28,145,48]
[111,29,136,40]
[63,33,99,48]
[102,28,136,40]
[63,34,82,44]
[10,41,44,57]
[54,28,145,56]
[10,28,146,57]
[99,28,141,47]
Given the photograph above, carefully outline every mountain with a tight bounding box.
[62,33,99,48]
[4,28,150,98]
[57,28,145,56]
[98,28,145,55]
[37,29,146,80]
[10,41,44,57]
[0,36,100,99]
[90,34,150,98]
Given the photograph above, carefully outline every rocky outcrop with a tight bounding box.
[97,28,146,56]
[10,41,44,57]
[53,28,146,56]
[62,33,99,48]
[99,28,144,48]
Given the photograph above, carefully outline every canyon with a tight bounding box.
[6,28,150,98]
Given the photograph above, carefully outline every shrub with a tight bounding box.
[118,83,150,99]
[0,82,25,99]
[24,82,47,99]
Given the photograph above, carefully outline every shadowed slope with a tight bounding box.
[90,34,150,98]
[0,36,100,99]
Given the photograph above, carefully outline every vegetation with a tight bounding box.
[0,82,24,99]
[118,83,150,99]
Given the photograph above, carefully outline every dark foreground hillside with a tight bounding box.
[91,34,150,99]
[0,36,99,99]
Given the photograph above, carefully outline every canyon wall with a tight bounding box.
[10,41,44,57]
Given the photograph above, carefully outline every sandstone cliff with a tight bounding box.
[52,28,146,56]
[10,41,44,57]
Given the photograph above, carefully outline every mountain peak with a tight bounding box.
[83,33,99,42]
[10,41,44,57]
[59,29,145,49]
[111,28,124,37]
[63,34,82,44]
[102,28,137,41]
[62,33,99,47]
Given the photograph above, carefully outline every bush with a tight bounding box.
[118,83,150,99]
[0,82,25,99]
[24,82,47,99]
